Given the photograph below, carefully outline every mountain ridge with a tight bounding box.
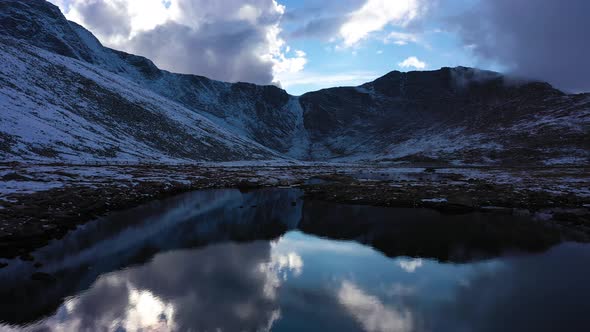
[0,0,588,165]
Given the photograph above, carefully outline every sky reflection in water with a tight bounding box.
[0,189,588,332]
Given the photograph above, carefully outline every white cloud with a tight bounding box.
[397,258,424,272]
[261,23,308,83]
[62,0,171,44]
[237,4,263,24]
[338,281,414,332]
[125,288,176,331]
[385,31,419,46]
[295,50,306,57]
[259,250,304,299]
[398,56,427,70]
[339,0,424,47]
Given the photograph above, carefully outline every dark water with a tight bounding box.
[0,189,589,332]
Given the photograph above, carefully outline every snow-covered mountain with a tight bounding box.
[0,0,588,164]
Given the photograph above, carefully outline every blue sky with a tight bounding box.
[277,0,490,94]
[49,0,590,94]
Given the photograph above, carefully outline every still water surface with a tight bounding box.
[0,189,588,331]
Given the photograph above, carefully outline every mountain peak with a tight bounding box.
[364,65,563,100]
[0,0,62,19]
[0,0,98,62]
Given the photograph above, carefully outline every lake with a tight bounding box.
[0,188,588,331]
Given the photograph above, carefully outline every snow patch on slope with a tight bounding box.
[0,36,281,162]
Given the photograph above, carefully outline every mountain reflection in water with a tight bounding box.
[0,189,588,332]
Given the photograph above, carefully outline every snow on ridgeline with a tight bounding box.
[0,36,283,163]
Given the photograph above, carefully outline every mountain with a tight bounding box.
[301,68,589,164]
[0,0,588,165]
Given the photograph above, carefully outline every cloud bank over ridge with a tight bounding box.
[48,0,590,93]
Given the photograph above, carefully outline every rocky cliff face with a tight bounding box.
[0,0,588,165]
[301,67,589,164]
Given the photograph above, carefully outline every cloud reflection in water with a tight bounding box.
[16,240,303,332]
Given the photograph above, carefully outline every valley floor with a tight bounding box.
[0,162,589,259]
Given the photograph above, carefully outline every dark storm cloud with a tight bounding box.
[452,0,590,92]
[285,0,364,40]
[125,243,280,331]
[282,0,364,22]
[131,0,288,86]
[34,242,282,331]
[128,21,276,85]
[58,0,289,85]
[70,0,132,38]
[290,16,345,40]
[67,279,131,331]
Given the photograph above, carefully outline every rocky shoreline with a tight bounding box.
[0,163,589,260]
[302,174,590,241]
